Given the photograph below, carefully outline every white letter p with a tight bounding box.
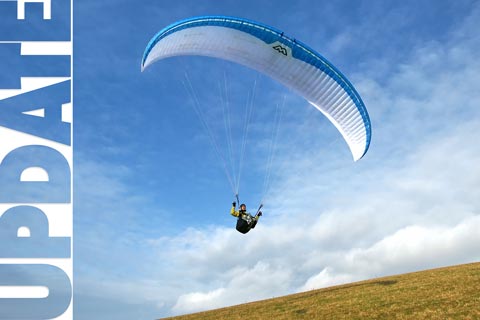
[17,0,52,20]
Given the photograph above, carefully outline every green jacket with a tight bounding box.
[230,206,259,221]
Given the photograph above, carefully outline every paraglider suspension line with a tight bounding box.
[182,70,237,194]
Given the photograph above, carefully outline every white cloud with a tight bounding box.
[296,214,480,293]
[173,288,226,314]
[344,215,480,277]
[300,267,355,291]
[172,261,293,314]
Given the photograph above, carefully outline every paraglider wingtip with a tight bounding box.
[140,59,149,72]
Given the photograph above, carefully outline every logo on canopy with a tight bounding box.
[272,44,288,56]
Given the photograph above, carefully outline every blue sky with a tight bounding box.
[73,1,480,319]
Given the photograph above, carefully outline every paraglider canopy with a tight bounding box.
[142,15,371,161]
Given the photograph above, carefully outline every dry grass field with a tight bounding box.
[161,262,480,320]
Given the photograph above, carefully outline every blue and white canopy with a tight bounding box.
[142,15,371,161]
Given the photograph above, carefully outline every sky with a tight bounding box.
[72,0,480,319]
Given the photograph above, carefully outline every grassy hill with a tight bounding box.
[161,262,480,319]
